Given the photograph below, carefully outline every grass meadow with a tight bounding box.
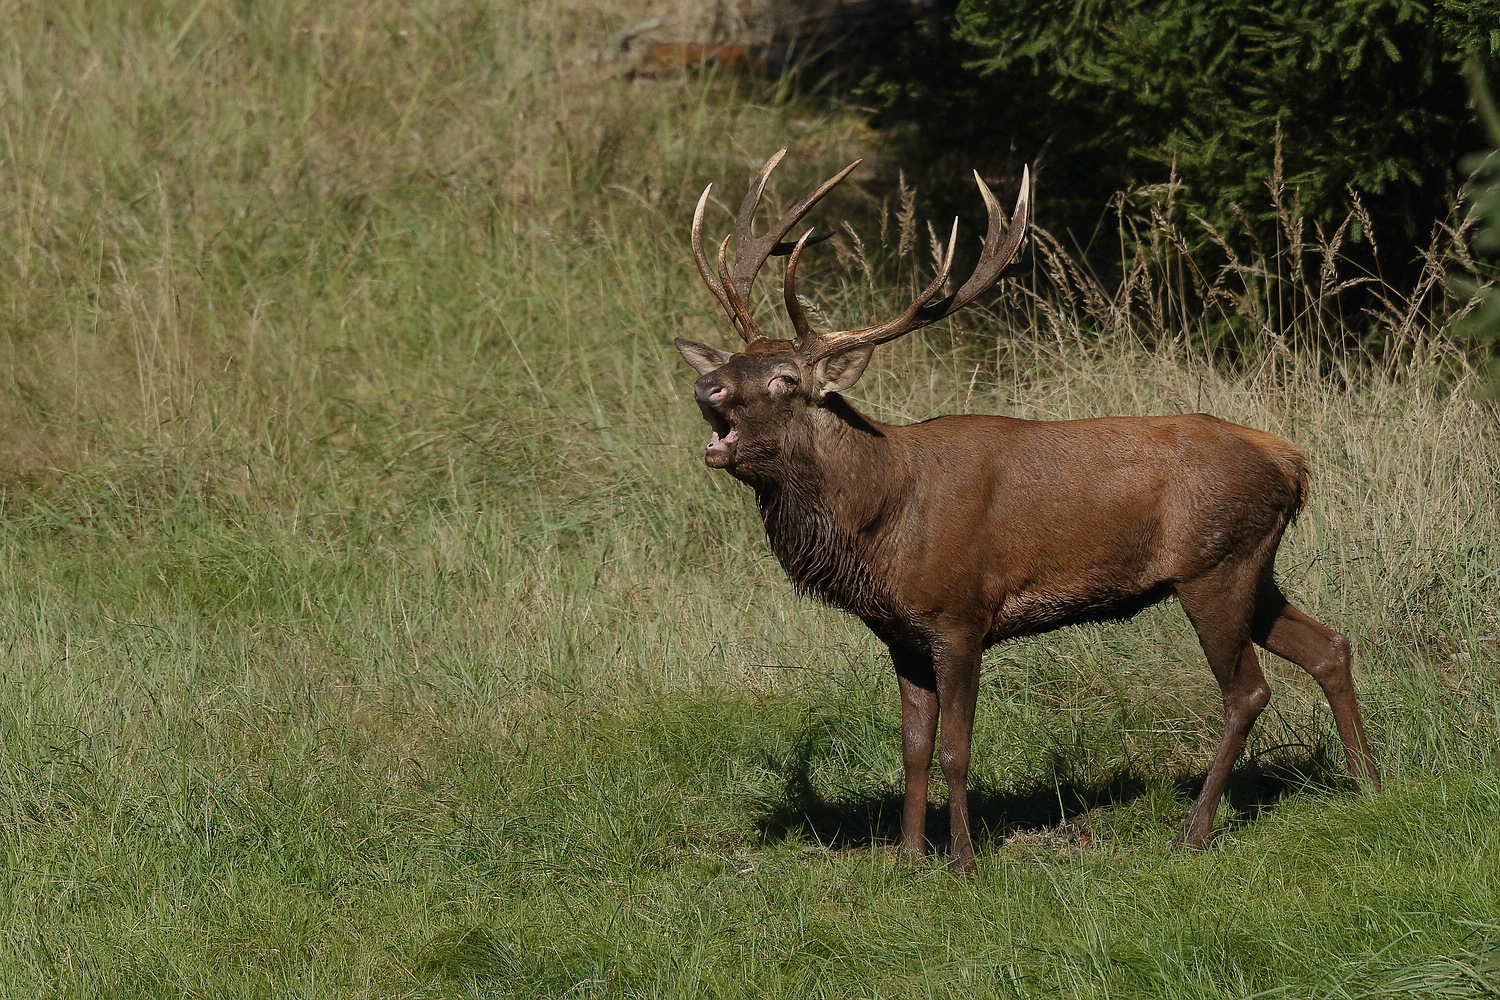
[3,1,1500,996]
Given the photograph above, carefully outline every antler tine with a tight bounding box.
[691,184,735,322]
[802,166,1031,362]
[732,149,789,255]
[728,151,861,338]
[948,165,1031,309]
[716,233,758,343]
[783,229,818,343]
[730,154,861,292]
[691,149,861,343]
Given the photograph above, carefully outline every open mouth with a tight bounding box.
[703,409,739,468]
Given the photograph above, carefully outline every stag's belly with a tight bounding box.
[986,579,1174,642]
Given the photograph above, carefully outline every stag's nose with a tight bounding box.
[695,382,729,406]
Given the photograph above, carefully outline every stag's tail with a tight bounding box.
[1241,426,1312,521]
[1281,449,1312,524]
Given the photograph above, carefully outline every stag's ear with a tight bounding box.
[675,337,734,375]
[812,345,875,396]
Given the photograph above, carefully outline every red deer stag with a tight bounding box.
[675,150,1380,871]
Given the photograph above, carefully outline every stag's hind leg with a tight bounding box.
[1174,562,1273,848]
[1252,582,1381,791]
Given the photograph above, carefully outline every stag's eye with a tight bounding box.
[769,372,799,396]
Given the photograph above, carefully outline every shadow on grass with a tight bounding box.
[752,720,1348,853]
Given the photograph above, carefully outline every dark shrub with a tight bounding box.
[861,0,1499,282]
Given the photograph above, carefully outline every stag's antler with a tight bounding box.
[789,166,1030,362]
[692,149,860,343]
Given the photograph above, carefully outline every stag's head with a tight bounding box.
[676,150,1030,480]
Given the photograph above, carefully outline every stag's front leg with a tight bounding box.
[933,633,984,873]
[891,646,938,859]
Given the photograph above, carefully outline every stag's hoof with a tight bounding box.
[1171,820,1216,851]
[946,849,977,875]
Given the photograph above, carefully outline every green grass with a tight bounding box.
[2,1,1500,996]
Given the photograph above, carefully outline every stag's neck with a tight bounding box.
[752,395,906,620]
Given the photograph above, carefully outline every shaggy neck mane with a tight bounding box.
[751,396,899,622]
